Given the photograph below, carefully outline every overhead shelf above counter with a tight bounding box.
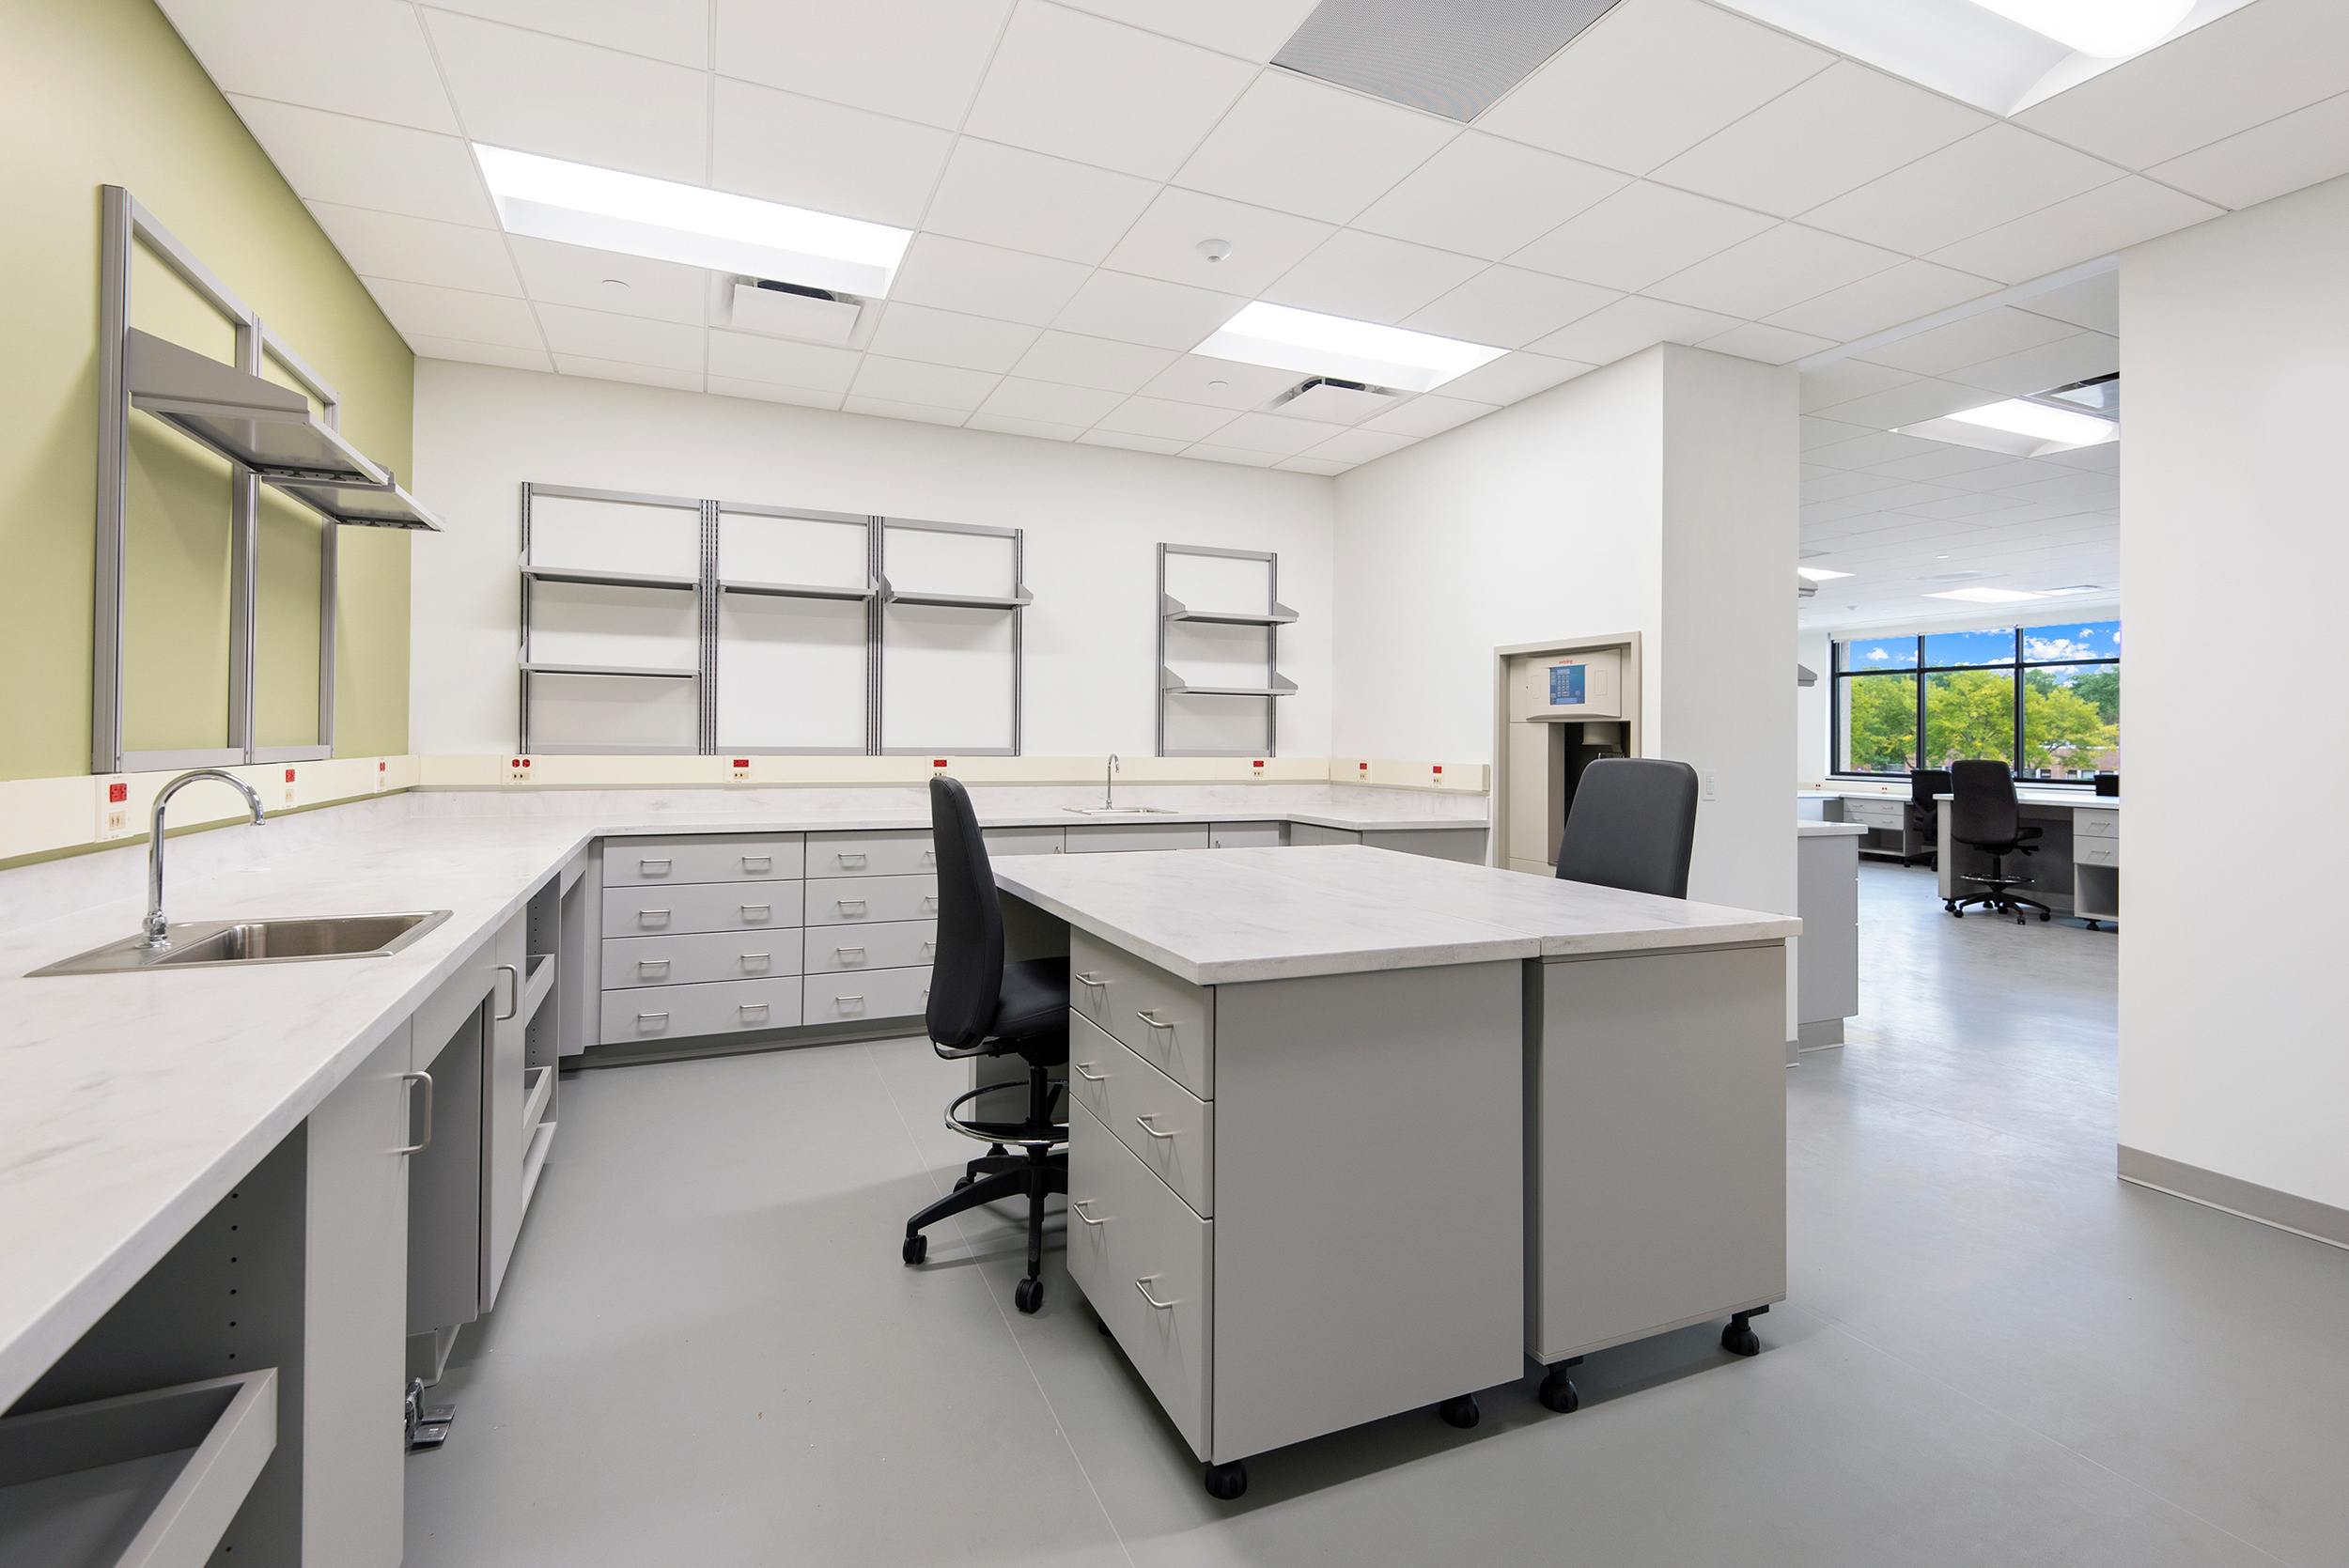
[523,564,699,591]
[720,576,878,602]
[1161,593,1298,627]
[1161,667,1299,698]
[879,574,1033,611]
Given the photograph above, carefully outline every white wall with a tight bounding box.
[1797,626,1831,784]
[410,362,1335,757]
[1331,344,1797,914]
[2120,173,2349,1210]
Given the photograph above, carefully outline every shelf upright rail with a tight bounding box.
[1157,542,1297,758]
[877,517,1029,757]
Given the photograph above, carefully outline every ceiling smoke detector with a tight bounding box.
[1196,238,1234,264]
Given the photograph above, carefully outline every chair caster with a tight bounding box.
[1438,1393,1481,1429]
[1951,908,1963,918]
[1721,1307,1765,1357]
[1014,1277,1044,1314]
[902,1233,927,1265]
[953,1175,972,1192]
[1204,1459,1247,1500]
[2039,911,2050,922]
[1096,1309,1113,1337]
[1538,1371,1579,1413]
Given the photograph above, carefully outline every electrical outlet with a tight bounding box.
[1252,759,1265,778]
[375,759,387,793]
[507,756,533,784]
[931,758,950,775]
[731,757,752,782]
[1703,771,1719,801]
[281,767,298,808]
[1431,764,1445,786]
[96,778,132,840]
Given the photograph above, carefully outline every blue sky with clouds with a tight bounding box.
[1843,620,2119,673]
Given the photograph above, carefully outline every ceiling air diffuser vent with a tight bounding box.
[730,279,864,346]
[1268,377,1399,424]
[1273,0,1624,121]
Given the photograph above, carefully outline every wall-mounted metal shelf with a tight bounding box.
[1162,594,1298,627]
[520,661,700,679]
[1161,668,1298,698]
[1157,543,1294,758]
[881,577,1034,611]
[719,577,877,601]
[523,564,697,591]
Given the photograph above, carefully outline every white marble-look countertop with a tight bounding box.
[1804,785,2118,808]
[1798,823,1871,838]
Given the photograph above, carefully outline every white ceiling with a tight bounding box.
[157,0,2346,489]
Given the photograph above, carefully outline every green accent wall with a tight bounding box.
[0,0,413,781]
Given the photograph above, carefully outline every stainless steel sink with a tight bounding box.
[30,911,452,976]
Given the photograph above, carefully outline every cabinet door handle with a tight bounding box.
[494,963,519,1020]
[1134,1113,1175,1140]
[837,852,867,867]
[637,1012,669,1031]
[638,908,671,927]
[637,958,670,977]
[1135,1277,1177,1311]
[638,858,671,875]
[1071,1199,1105,1227]
[397,1071,433,1154]
[740,953,770,970]
[1135,1010,1174,1030]
[1072,1061,1106,1081]
[836,900,866,915]
[835,995,864,1010]
[835,946,865,962]
[738,1001,770,1022]
[740,904,771,920]
[740,855,771,872]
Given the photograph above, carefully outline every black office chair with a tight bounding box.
[1904,768,1950,868]
[1944,760,2050,924]
[900,775,1070,1314]
[1555,756,1700,897]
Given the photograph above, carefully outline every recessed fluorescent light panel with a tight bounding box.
[1797,567,1853,582]
[1273,0,1623,121]
[473,146,911,297]
[1195,303,1505,394]
[1969,0,2192,57]
[1927,586,2044,602]
[1944,398,2118,447]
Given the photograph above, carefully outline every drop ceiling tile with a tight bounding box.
[977,377,1127,425]
[2146,89,2349,211]
[1094,396,1238,442]
[1476,0,1831,175]
[226,100,495,225]
[712,79,956,229]
[1940,331,2117,397]
[1051,272,1250,351]
[849,355,1002,411]
[1306,427,1419,464]
[1800,125,2128,256]
[1818,378,1997,430]
[1174,72,1458,225]
[708,331,862,391]
[842,395,971,427]
[2039,442,2120,473]
[1400,267,1619,349]
[2017,272,2118,334]
[1100,188,1335,294]
[1927,177,2224,285]
[1800,415,1873,453]
[1894,492,2033,521]
[365,278,543,347]
[2011,0,2349,169]
[163,0,458,131]
[1079,428,1188,455]
[1802,470,1906,504]
[921,140,1160,266]
[1995,474,2119,511]
[1528,295,1740,366]
[964,412,1087,442]
[707,375,846,410]
[1859,446,2021,484]
[1697,322,1837,365]
[1800,359,1915,412]
[429,0,709,66]
[508,237,708,323]
[1277,456,1351,475]
[1853,306,2080,377]
[423,10,708,182]
[536,305,707,370]
[1798,500,1872,525]
[1262,231,1486,325]
[1765,260,2000,343]
[1843,481,1966,511]
[1804,429,1947,469]
[1136,355,1301,410]
[553,354,703,391]
[1647,224,1900,321]
[713,0,1010,127]
[865,303,1041,373]
[1008,333,1179,394]
[1509,182,1777,293]
[1206,411,1354,455]
[1054,0,1324,63]
[1347,132,1630,259]
[1359,395,1500,438]
[888,236,1094,326]
[1433,350,1592,404]
[963,4,1258,179]
[307,203,521,295]
[1183,443,1284,468]
[403,334,552,372]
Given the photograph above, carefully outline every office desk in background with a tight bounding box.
[1797,786,2118,928]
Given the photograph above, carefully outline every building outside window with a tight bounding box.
[1834,620,2119,781]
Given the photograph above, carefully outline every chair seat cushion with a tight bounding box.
[993,957,1069,1040]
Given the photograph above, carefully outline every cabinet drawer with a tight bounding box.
[805,874,938,926]
[603,881,802,937]
[1070,1016,1213,1217]
[1070,930,1214,1098]
[600,976,801,1042]
[601,930,799,989]
[603,832,803,885]
[806,830,934,878]
[2077,838,2121,867]
[1067,1099,1212,1460]
[1066,821,1211,854]
[804,920,936,974]
[1841,799,1905,828]
[2075,810,2119,839]
[803,965,930,1025]
[1207,820,1285,849]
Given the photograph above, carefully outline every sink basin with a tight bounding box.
[1061,806,1180,815]
[30,911,452,976]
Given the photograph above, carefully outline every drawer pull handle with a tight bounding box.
[922,848,937,864]
[740,904,772,919]
[836,900,866,915]
[1135,1277,1178,1311]
[921,940,936,957]
[637,958,670,976]
[638,858,671,874]
[637,1012,669,1030]
[1073,971,1105,989]
[739,1001,770,1021]
[1135,1010,1175,1031]
[921,895,939,910]
[1134,1113,1175,1140]
[837,852,867,867]
[741,855,771,872]
[638,908,671,926]
[835,946,865,961]
[1073,1061,1106,1081]
[835,995,865,1009]
[741,953,770,970]
[1071,1199,1105,1226]
[397,1071,433,1154]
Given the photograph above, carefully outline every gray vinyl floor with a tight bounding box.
[404,863,2349,1566]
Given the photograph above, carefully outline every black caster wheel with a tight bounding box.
[1014,1277,1044,1314]
[1952,908,1964,918]
[1205,1460,1248,1500]
[2039,911,2051,922]
[2015,914,2027,925]
[1538,1373,1579,1413]
[1721,1325,1760,1357]
[1438,1393,1481,1429]
[901,1234,927,1265]
[1096,1310,1113,1337]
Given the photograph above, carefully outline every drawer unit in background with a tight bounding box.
[985,826,1066,856]
[806,830,935,878]
[603,881,803,937]
[603,832,804,885]
[602,931,800,989]
[1067,822,1211,854]
[1070,1015,1213,1216]
[804,920,936,974]
[805,874,938,926]
[1839,798,1906,830]
[2077,837,2121,868]
[1070,930,1214,1098]
[2075,810,2119,839]
[803,965,930,1024]
[1207,821,1284,849]
[601,976,802,1042]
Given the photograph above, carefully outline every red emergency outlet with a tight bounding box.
[285,768,296,783]
[933,759,948,768]
[733,759,750,768]
[108,782,128,803]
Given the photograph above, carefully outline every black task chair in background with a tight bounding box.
[1944,760,2051,924]
[1904,768,1951,868]
[900,775,1070,1314]
[1555,756,1700,898]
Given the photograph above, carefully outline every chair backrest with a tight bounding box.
[1948,760,2019,846]
[1909,768,1952,813]
[1555,757,1699,899]
[925,775,1002,1051]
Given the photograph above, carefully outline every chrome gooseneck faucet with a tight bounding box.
[1103,753,1119,811]
[145,769,266,949]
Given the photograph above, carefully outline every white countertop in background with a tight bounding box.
[1798,822,1870,838]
